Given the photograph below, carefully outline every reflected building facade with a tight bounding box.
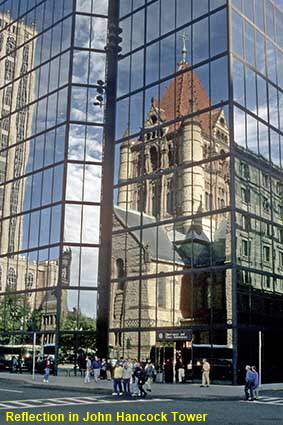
[105,0,283,384]
[0,0,108,364]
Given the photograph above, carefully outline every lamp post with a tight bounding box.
[259,330,262,386]
[96,0,122,361]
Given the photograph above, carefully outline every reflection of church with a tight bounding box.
[111,49,232,357]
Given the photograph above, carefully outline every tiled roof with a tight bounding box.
[158,64,218,135]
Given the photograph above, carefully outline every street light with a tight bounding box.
[94,80,106,107]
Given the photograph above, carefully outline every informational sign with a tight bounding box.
[156,330,192,342]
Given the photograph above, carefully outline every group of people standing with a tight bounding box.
[244,365,259,401]
[112,359,156,397]
[84,356,111,383]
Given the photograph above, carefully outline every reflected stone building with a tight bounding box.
[0,11,72,344]
[111,60,232,357]
[0,12,35,253]
[102,0,283,384]
[0,1,106,363]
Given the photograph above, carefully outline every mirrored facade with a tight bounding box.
[102,0,283,384]
[0,0,107,371]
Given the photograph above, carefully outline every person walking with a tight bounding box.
[136,365,147,397]
[84,356,92,384]
[11,356,18,373]
[92,356,101,382]
[145,361,156,392]
[251,366,259,399]
[16,355,22,374]
[132,360,140,396]
[201,359,210,387]
[244,365,256,401]
[122,362,132,396]
[106,359,112,380]
[112,362,123,396]
[176,358,185,383]
[43,355,51,383]
[100,358,107,380]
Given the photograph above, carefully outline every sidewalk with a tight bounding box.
[1,372,282,400]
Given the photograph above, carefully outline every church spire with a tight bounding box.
[178,32,188,68]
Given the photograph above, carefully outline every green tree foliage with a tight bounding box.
[0,291,42,344]
[59,309,96,363]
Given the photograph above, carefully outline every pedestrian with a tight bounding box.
[16,355,22,374]
[100,358,107,379]
[122,362,132,396]
[132,360,140,396]
[43,355,51,383]
[92,356,101,382]
[135,364,147,397]
[145,361,156,392]
[251,366,259,399]
[244,365,256,401]
[11,356,18,373]
[112,362,123,396]
[84,356,92,384]
[77,352,86,376]
[201,359,210,387]
[176,358,185,383]
[164,358,173,383]
[106,359,112,380]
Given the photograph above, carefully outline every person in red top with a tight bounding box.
[43,355,51,383]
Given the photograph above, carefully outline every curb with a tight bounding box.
[0,377,242,401]
[0,376,281,401]
[18,384,244,401]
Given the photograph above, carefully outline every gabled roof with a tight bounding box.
[114,206,183,265]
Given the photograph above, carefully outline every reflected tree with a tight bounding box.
[0,291,43,343]
[59,308,96,363]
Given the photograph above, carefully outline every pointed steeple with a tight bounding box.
[178,32,188,69]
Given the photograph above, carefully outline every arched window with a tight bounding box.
[168,144,174,166]
[116,258,125,278]
[137,184,146,213]
[25,272,34,294]
[137,153,145,177]
[0,33,3,52]
[166,179,174,215]
[7,267,17,289]
[150,146,159,171]
[151,114,157,125]
[116,258,125,290]
[6,36,16,57]
[152,181,161,217]
[157,277,166,308]
[5,59,14,81]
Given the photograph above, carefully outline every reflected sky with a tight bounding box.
[0,0,107,313]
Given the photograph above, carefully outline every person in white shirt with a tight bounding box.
[84,356,92,383]
[201,359,210,387]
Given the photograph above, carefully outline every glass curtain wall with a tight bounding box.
[232,0,283,382]
[109,0,233,383]
[0,0,107,374]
